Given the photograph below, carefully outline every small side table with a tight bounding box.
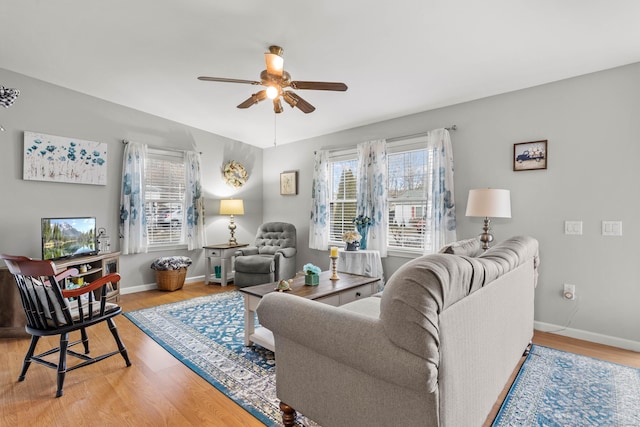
[335,249,384,284]
[204,243,249,286]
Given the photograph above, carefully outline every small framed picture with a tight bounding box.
[280,171,298,195]
[514,140,548,171]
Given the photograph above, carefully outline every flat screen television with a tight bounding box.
[41,217,98,261]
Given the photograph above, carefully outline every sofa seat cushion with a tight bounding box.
[340,297,381,318]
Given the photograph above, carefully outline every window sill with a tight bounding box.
[386,248,424,259]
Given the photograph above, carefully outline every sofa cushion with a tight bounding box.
[438,238,482,256]
[340,297,381,318]
[235,255,274,273]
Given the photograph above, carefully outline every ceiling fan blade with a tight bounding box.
[283,91,316,113]
[198,76,261,85]
[264,45,284,77]
[237,90,268,109]
[289,81,348,91]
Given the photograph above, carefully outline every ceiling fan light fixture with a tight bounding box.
[273,98,283,114]
[264,48,284,77]
[266,85,279,99]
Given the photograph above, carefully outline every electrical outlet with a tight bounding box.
[563,283,576,300]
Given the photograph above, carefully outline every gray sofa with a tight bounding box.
[257,236,539,427]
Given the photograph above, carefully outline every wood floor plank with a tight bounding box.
[1,281,638,426]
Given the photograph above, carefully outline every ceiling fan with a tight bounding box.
[198,45,348,114]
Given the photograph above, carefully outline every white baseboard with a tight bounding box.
[120,274,206,295]
[534,321,640,352]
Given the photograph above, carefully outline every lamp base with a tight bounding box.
[228,215,237,245]
[479,217,494,251]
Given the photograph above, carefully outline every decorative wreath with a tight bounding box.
[223,160,248,188]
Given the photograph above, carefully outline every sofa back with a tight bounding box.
[379,236,539,390]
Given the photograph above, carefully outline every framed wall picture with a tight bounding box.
[23,131,108,185]
[513,140,547,171]
[280,171,298,195]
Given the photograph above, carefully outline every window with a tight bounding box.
[387,145,429,251]
[328,138,429,252]
[144,149,186,247]
[329,156,358,242]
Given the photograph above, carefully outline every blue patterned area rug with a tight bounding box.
[124,290,317,427]
[493,344,640,426]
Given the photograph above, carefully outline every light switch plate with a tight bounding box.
[564,221,583,235]
[602,221,622,236]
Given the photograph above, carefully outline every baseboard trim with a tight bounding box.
[120,274,206,295]
[534,321,640,352]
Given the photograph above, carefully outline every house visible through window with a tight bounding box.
[144,149,186,247]
[328,138,429,252]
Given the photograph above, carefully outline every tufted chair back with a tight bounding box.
[254,222,297,254]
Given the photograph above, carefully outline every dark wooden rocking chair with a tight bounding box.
[1,254,132,397]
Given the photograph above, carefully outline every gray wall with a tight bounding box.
[3,62,639,351]
[263,62,640,350]
[0,68,264,290]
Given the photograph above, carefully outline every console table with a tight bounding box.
[203,243,248,286]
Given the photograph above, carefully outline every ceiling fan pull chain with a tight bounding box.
[273,113,277,147]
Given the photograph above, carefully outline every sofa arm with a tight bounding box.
[235,247,259,256]
[275,247,296,258]
[257,292,432,393]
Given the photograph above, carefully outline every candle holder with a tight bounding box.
[330,256,340,281]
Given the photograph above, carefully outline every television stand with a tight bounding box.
[53,252,121,302]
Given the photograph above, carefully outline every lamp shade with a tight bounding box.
[219,199,244,215]
[465,189,511,218]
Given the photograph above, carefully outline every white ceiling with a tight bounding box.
[2,1,640,148]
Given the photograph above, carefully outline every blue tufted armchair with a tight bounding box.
[233,222,297,288]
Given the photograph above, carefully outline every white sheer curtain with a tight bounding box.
[309,150,330,250]
[356,139,388,257]
[424,128,457,253]
[184,151,206,250]
[119,142,148,255]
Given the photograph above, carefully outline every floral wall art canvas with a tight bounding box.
[23,131,107,185]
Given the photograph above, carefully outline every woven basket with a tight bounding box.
[156,268,187,291]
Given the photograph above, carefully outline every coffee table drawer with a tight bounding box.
[316,294,340,307]
[339,283,374,305]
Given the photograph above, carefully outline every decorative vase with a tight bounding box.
[356,224,369,250]
[305,273,319,286]
[345,241,360,251]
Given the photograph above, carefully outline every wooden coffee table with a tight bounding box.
[239,271,381,351]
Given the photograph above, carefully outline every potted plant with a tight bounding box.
[303,263,321,286]
[342,230,362,251]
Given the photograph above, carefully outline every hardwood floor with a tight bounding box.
[1,282,638,426]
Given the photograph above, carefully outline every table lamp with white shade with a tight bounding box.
[219,199,244,245]
[465,189,511,250]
